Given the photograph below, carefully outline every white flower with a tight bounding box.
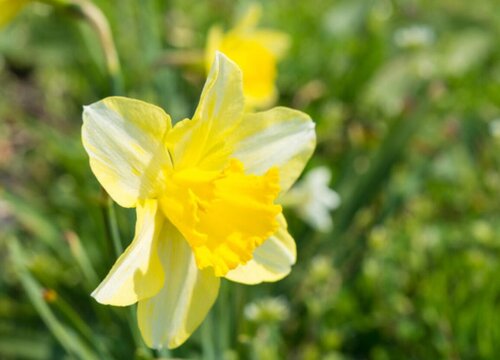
[394,25,435,49]
[244,297,290,323]
[490,118,500,139]
[281,166,340,232]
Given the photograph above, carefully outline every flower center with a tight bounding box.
[160,159,282,276]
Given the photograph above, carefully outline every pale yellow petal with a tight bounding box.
[0,0,28,28]
[91,200,164,306]
[82,96,172,207]
[194,52,245,134]
[137,221,220,349]
[167,52,244,170]
[231,107,316,193]
[225,214,296,284]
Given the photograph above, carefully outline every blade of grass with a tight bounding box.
[0,336,52,360]
[8,238,101,360]
[1,190,62,255]
[65,230,100,288]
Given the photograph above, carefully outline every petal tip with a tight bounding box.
[214,50,226,60]
[213,50,239,71]
[90,289,105,304]
[81,105,90,116]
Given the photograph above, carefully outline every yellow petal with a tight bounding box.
[251,30,291,59]
[82,96,172,207]
[231,107,316,193]
[218,34,278,108]
[137,221,220,349]
[160,159,282,277]
[225,214,296,284]
[91,200,164,306]
[206,35,277,109]
[167,52,244,170]
[0,0,28,28]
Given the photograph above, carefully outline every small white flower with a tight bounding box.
[244,297,290,323]
[394,25,435,49]
[490,119,500,139]
[281,166,341,232]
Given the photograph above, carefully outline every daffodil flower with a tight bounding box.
[82,52,315,349]
[205,4,290,109]
[0,0,29,27]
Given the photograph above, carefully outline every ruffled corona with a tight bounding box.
[161,159,282,276]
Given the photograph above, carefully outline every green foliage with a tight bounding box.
[1,0,500,359]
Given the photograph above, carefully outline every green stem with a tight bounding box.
[65,230,100,287]
[66,0,124,94]
[103,193,123,256]
[217,280,231,356]
[200,312,216,360]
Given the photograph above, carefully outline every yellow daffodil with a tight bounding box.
[205,4,290,109]
[82,52,315,349]
[0,0,29,27]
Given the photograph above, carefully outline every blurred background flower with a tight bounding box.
[204,3,289,109]
[281,166,341,232]
[393,24,435,49]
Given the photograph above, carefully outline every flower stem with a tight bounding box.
[217,280,231,355]
[200,313,216,360]
[102,191,123,255]
[65,0,124,94]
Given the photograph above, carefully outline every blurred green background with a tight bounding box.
[1,0,500,359]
